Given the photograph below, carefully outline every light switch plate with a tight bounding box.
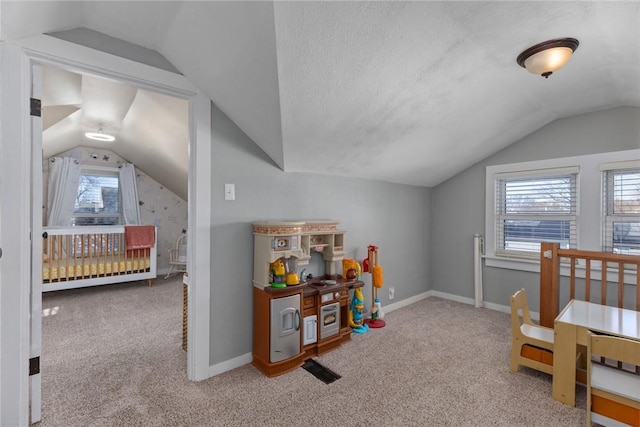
[224,183,235,200]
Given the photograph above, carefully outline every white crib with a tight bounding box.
[41,225,157,292]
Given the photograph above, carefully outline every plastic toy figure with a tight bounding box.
[349,287,369,334]
[269,259,286,288]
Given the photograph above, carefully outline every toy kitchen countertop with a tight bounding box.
[303,275,364,296]
[259,275,363,295]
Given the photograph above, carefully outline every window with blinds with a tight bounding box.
[72,167,121,226]
[495,169,577,258]
[602,166,640,254]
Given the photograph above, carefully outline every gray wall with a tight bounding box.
[431,106,640,312]
[210,103,431,365]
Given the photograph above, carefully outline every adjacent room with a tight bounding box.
[1,1,639,426]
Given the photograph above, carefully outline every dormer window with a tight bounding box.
[72,166,122,226]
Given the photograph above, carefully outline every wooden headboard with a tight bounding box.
[539,242,640,328]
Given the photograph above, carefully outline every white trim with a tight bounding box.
[79,164,119,173]
[485,149,640,273]
[383,291,430,314]
[493,165,580,179]
[484,255,541,272]
[600,159,640,171]
[1,34,213,422]
[0,41,32,427]
[208,353,253,377]
[30,62,44,424]
[429,290,475,306]
[429,290,541,321]
[15,35,194,98]
[188,91,212,381]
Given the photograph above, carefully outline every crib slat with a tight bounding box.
[601,262,607,305]
[119,233,124,276]
[98,233,103,277]
[585,260,591,302]
[617,261,624,309]
[63,235,68,281]
[636,261,640,311]
[569,261,576,300]
[80,234,85,279]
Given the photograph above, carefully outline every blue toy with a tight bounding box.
[349,287,369,334]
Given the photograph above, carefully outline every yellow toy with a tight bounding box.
[365,245,386,328]
[269,259,286,288]
[342,258,356,273]
[342,258,359,280]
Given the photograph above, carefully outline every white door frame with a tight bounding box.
[0,35,212,425]
[0,42,33,427]
[29,62,44,424]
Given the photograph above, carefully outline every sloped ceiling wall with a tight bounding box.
[3,1,639,191]
[42,65,189,200]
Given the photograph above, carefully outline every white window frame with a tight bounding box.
[485,149,640,278]
[494,167,578,260]
[601,160,640,255]
[72,165,122,226]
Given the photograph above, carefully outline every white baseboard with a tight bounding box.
[207,290,532,378]
[381,291,431,315]
[429,290,475,306]
[208,352,253,377]
[429,290,540,321]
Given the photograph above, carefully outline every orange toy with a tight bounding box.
[372,265,383,288]
[364,245,386,328]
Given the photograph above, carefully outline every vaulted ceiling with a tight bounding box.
[2,1,639,194]
[40,65,189,200]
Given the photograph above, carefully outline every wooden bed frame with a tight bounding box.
[42,225,157,292]
[539,242,640,328]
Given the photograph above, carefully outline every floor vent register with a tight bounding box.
[302,359,341,384]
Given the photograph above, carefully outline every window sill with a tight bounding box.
[484,254,637,285]
[484,255,540,273]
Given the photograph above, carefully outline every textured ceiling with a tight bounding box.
[2,1,639,190]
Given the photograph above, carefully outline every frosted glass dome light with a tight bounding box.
[517,38,579,78]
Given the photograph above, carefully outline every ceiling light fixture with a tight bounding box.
[85,126,115,142]
[517,38,579,78]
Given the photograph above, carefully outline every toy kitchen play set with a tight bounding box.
[252,220,365,377]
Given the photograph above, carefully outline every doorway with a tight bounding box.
[38,64,189,421]
[0,34,212,424]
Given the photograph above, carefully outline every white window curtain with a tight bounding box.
[119,163,141,225]
[47,157,81,227]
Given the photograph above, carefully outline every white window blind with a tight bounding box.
[602,167,640,254]
[495,170,577,258]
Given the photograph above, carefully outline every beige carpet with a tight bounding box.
[39,279,587,426]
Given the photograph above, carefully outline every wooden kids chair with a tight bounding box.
[586,332,640,427]
[510,288,554,375]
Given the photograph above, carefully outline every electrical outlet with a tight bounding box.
[389,286,395,300]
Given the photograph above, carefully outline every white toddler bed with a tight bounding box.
[42,225,157,292]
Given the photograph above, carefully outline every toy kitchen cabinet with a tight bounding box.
[252,220,363,377]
